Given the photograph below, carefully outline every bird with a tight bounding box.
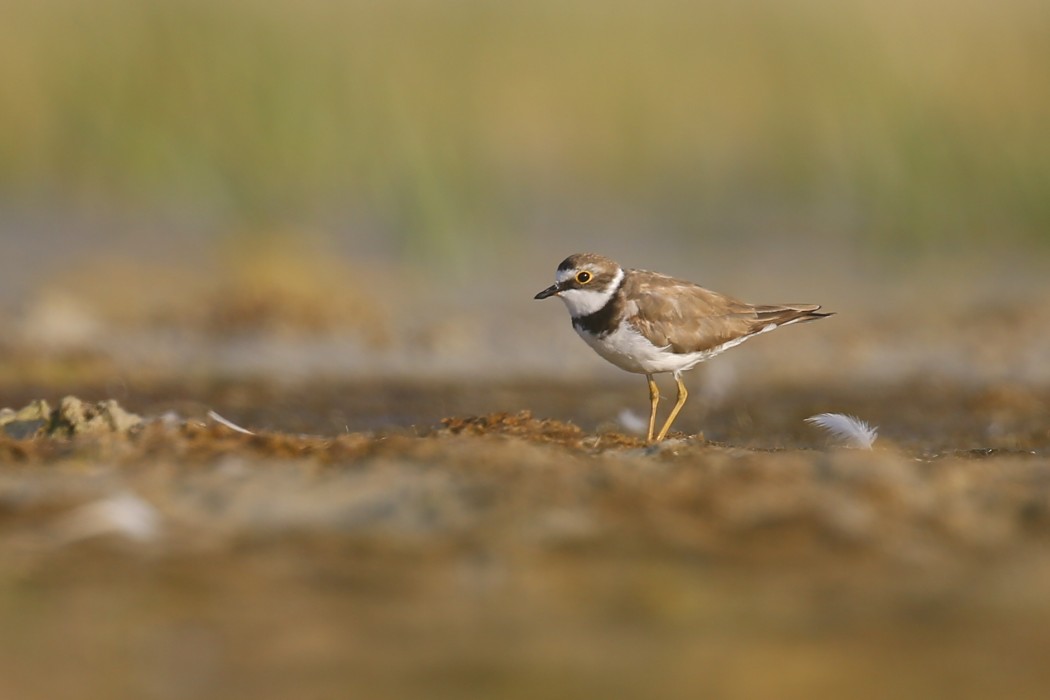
[534,253,832,442]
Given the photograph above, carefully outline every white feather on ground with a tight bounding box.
[805,413,878,449]
[617,409,649,435]
[53,491,162,544]
[208,410,256,435]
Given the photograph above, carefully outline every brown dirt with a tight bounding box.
[2,381,1050,700]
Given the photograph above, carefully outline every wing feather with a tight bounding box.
[623,270,829,354]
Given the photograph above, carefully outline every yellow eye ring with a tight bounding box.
[575,271,592,284]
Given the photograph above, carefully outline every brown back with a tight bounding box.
[623,270,830,354]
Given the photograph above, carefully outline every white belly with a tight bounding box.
[576,323,768,375]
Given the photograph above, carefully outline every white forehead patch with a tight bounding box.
[556,267,576,285]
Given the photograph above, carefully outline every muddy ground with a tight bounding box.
[2,243,1050,699]
[2,375,1050,700]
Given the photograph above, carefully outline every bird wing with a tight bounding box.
[623,270,827,354]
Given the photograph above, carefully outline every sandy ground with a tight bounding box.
[2,237,1050,698]
[1,377,1050,700]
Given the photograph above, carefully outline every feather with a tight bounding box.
[617,409,648,435]
[208,410,255,435]
[805,413,878,449]
[53,491,162,544]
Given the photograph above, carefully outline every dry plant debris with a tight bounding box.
[1,396,142,439]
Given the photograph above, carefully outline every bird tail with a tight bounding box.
[751,304,834,331]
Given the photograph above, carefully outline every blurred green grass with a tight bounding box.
[2,0,1049,258]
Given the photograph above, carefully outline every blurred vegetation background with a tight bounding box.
[2,0,1048,268]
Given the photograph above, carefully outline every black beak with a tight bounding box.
[534,283,560,300]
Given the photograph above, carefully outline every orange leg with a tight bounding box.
[646,374,660,443]
[655,373,688,441]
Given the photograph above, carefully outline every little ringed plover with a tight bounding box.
[535,253,832,442]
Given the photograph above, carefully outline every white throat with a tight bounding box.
[558,267,623,318]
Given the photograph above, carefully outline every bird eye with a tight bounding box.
[575,271,592,284]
